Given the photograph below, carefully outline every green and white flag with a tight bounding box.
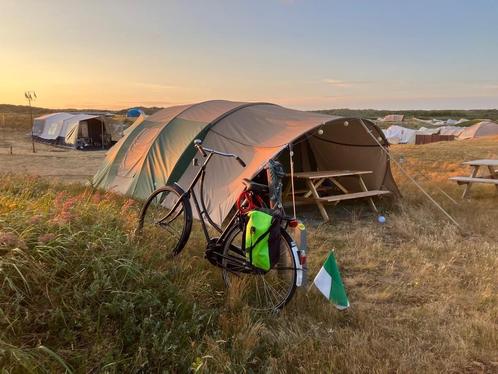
[313,251,350,309]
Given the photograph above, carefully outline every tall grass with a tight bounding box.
[1,136,497,372]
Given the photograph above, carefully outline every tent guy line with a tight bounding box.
[359,119,463,231]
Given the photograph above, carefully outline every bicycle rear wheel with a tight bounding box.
[221,225,297,311]
[137,185,192,255]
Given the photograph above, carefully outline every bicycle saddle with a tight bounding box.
[242,178,269,193]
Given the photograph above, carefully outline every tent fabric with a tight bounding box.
[33,112,108,148]
[457,121,498,140]
[93,100,399,225]
[383,125,417,144]
[416,127,440,136]
[60,114,103,145]
[384,125,444,144]
[382,114,404,122]
[33,113,74,140]
[439,126,464,136]
[127,108,144,118]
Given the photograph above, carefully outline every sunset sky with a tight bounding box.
[1,0,498,110]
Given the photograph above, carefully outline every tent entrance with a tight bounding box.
[269,119,399,197]
[74,118,111,150]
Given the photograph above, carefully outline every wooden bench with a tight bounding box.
[450,159,498,198]
[286,170,392,221]
[449,177,498,185]
[317,190,392,203]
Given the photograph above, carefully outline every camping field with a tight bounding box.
[0,122,497,372]
[0,128,105,183]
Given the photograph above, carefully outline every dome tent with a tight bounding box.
[457,121,498,140]
[126,108,144,119]
[93,100,399,225]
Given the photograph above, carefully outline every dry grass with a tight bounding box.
[0,128,105,183]
[0,130,497,373]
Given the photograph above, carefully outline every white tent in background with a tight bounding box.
[416,127,440,136]
[32,113,74,140]
[33,112,111,149]
[458,121,498,140]
[444,118,468,125]
[381,114,404,122]
[439,126,465,136]
[413,118,435,126]
[60,114,108,148]
[383,125,417,144]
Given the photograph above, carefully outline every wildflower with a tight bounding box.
[29,215,43,225]
[92,191,102,204]
[0,232,19,247]
[121,198,136,214]
[51,195,79,224]
[38,233,56,244]
[54,191,67,209]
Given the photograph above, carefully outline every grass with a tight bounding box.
[1,137,497,372]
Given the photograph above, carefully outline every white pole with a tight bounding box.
[289,144,297,219]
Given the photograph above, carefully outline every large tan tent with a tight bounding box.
[457,121,498,140]
[93,100,399,225]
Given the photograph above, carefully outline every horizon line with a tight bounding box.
[1,102,497,113]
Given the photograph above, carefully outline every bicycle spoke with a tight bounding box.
[261,275,283,308]
[160,222,181,239]
[222,225,297,311]
[254,274,263,307]
[156,204,184,225]
[139,186,192,255]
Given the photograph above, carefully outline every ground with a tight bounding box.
[0,128,105,183]
[0,125,497,373]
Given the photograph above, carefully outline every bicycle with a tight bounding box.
[137,139,304,311]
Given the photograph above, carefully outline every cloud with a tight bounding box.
[132,82,179,90]
[482,84,498,90]
[323,79,351,88]
[323,79,371,88]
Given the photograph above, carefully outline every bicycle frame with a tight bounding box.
[171,151,240,245]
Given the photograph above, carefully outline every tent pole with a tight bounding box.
[358,119,463,231]
[289,144,297,219]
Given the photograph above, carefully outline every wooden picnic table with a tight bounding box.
[285,170,391,221]
[449,159,498,198]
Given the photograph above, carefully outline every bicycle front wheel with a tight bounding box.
[222,225,297,311]
[137,185,192,255]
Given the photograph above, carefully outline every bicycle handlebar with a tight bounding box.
[193,139,246,168]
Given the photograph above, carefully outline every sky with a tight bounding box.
[1,0,498,110]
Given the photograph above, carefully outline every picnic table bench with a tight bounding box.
[285,170,391,221]
[449,159,498,198]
